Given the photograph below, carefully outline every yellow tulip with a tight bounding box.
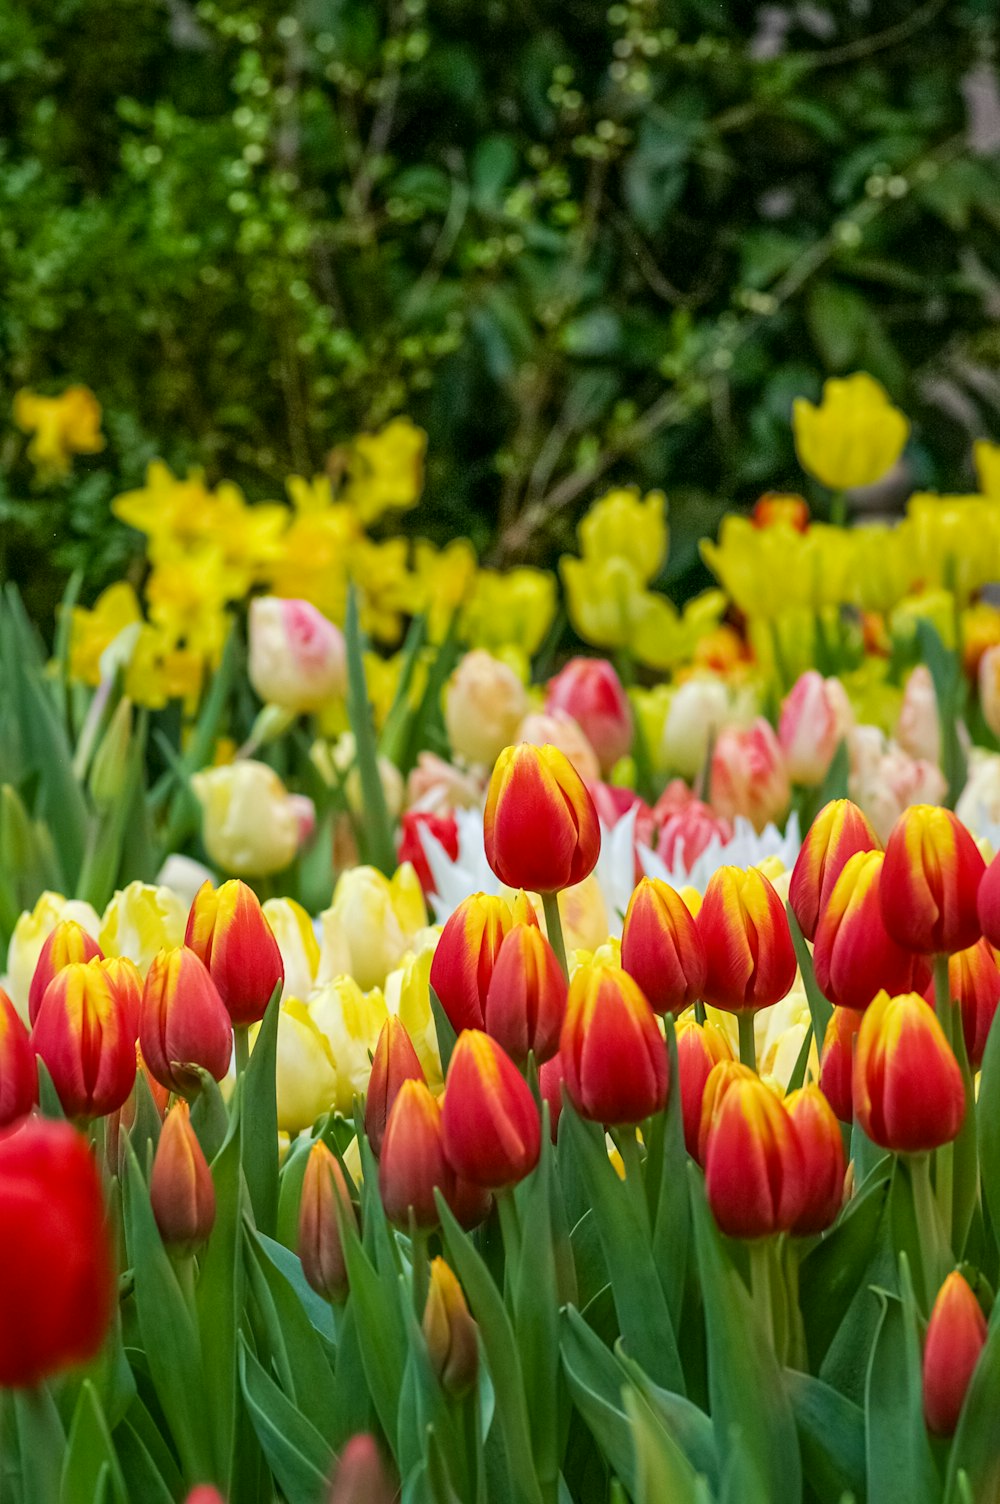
[560,554,649,650]
[99,880,187,977]
[629,685,674,775]
[262,897,320,1001]
[13,386,105,478]
[412,540,478,642]
[383,945,444,1092]
[792,372,909,490]
[5,892,102,1021]
[906,493,1000,605]
[318,864,427,992]
[272,998,339,1135]
[308,976,388,1114]
[974,439,1000,500]
[460,567,558,660]
[577,487,668,583]
[192,760,307,877]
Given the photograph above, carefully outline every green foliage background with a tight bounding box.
[3,0,1000,624]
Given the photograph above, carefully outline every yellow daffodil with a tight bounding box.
[792,372,909,491]
[113,461,216,546]
[351,537,419,644]
[411,539,478,641]
[461,567,558,661]
[343,416,427,524]
[69,582,144,686]
[14,386,105,479]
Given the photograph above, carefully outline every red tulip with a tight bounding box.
[818,1006,862,1124]
[380,1079,491,1229]
[923,938,1000,1070]
[539,1051,566,1141]
[365,1016,425,1157]
[441,1031,541,1189]
[880,806,985,955]
[429,891,535,1034]
[696,1059,757,1164]
[28,919,102,1025]
[326,1435,396,1504]
[704,1075,805,1239]
[0,1117,114,1385]
[32,960,137,1119]
[544,657,633,772]
[0,987,37,1129]
[97,954,143,1040]
[923,1271,987,1437]
[620,877,707,1015]
[185,879,284,1026]
[298,1140,357,1302]
[784,1085,846,1235]
[150,1099,216,1253]
[675,1017,733,1158]
[977,849,1000,947]
[813,850,929,1011]
[483,923,567,1064]
[397,810,460,896]
[788,798,879,942]
[560,962,668,1126]
[853,990,964,1153]
[140,947,233,1094]
[484,743,600,893]
[697,866,796,1013]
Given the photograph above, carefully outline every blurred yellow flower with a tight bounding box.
[344,416,427,524]
[308,975,389,1114]
[5,892,102,1020]
[560,554,648,650]
[906,493,1000,605]
[974,439,1000,500]
[352,537,418,644]
[792,372,908,490]
[69,582,144,685]
[461,567,557,661]
[14,386,105,478]
[578,486,668,583]
[412,539,478,641]
[99,880,187,977]
[272,998,339,1135]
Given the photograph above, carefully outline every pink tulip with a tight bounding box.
[545,658,633,771]
[710,719,791,831]
[779,671,851,786]
[248,597,346,712]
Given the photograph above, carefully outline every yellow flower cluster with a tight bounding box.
[14,386,106,480]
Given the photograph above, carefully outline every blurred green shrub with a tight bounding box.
[2,0,1000,622]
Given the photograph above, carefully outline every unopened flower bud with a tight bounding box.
[150,1100,216,1254]
[422,1257,479,1397]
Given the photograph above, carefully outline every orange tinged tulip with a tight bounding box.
[923,1271,987,1437]
[0,988,37,1129]
[539,1051,566,1141]
[696,1058,757,1164]
[620,877,707,1015]
[326,1435,396,1504]
[31,960,137,1119]
[788,799,879,942]
[704,1075,805,1239]
[813,851,929,1011]
[298,1140,357,1302]
[818,1006,862,1124]
[150,1099,216,1253]
[97,954,143,1040]
[483,923,567,1064]
[484,743,600,893]
[422,1257,479,1396]
[880,806,985,955]
[365,1015,425,1157]
[977,849,1000,948]
[853,990,964,1152]
[925,938,1000,1070]
[185,879,284,1026]
[0,1119,114,1386]
[28,919,103,1025]
[380,1079,491,1228]
[675,1017,733,1158]
[429,891,535,1034]
[697,866,796,1013]
[785,1085,846,1235]
[441,1031,541,1188]
[140,947,233,1094]
[752,492,809,531]
[560,963,668,1127]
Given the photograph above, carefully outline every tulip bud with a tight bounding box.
[422,1257,479,1396]
[704,1075,805,1239]
[484,743,600,894]
[854,991,965,1152]
[778,672,849,787]
[89,697,134,809]
[150,1100,216,1254]
[697,866,797,1013]
[365,1016,425,1156]
[784,1085,846,1235]
[696,1059,757,1164]
[923,1272,987,1437]
[184,1490,226,1504]
[248,596,347,712]
[539,1052,566,1141]
[298,1140,357,1302]
[675,1018,733,1158]
[976,849,1000,949]
[483,924,567,1065]
[430,892,523,1033]
[881,806,985,955]
[560,962,668,1127]
[788,799,880,942]
[27,919,103,1026]
[326,1434,395,1504]
[661,677,730,781]
[813,851,930,1011]
[924,938,1000,1070]
[191,759,307,877]
[444,650,529,767]
[0,1117,114,1385]
[752,492,809,531]
[709,718,791,833]
[544,657,633,772]
[620,877,707,1016]
[0,987,38,1128]
[185,879,285,1026]
[379,1078,492,1229]
[656,800,732,875]
[819,1006,862,1123]
[140,947,233,1094]
[441,1032,541,1189]
[517,709,601,783]
[32,961,137,1119]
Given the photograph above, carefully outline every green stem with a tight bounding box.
[496,1186,522,1272]
[749,1240,775,1349]
[738,1012,757,1072]
[910,1153,948,1309]
[410,1225,430,1317]
[541,890,569,979]
[829,490,847,528]
[694,999,706,1026]
[932,953,952,1037]
[234,1025,251,1075]
[931,955,956,1247]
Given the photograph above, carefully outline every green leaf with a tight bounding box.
[60,1380,129,1504]
[195,1113,245,1490]
[687,1163,801,1501]
[863,1259,937,1504]
[345,583,396,873]
[14,1383,66,1503]
[429,984,457,1075]
[916,620,967,809]
[799,1171,890,1369]
[977,985,1000,1259]
[787,904,833,1044]
[340,1208,409,1450]
[238,1337,333,1504]
[785,1371,865,1504]
[649,1020,690,1331]
[512,1129,561,1496]
[623,1384,705,1504]
[244,1227,337,1441]
[112,1416,177,1504]
[256,1231,337,1346]
[240,981,282,1236]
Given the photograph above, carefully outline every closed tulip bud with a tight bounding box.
[675,1018,733,1158]
[0,988,37,1128]
[819,1006,862,1123]
[697,1059,757,1164]
[441,1032,541,1188]
[854,991,965,1152]
[539,1052,566,1141]
[483,924,567,1064]
[140,948,233,1094]
[544,657,633,772]
[709,719,791,833]
[784,1085,846,1235]
[28,919,103,1026]
[379,1079,492,1229]
[184,1490,226,1504]
[248,596,346,712]
[924,938,1000,1070]
[923,1272,987,1437]
[422,1257,479,1396]
[697,866,797,1013]
[32,961,137,1119]
[0,1118,114,1385]
[704,1076,805,1239]
[150,1100,216,1253]
[298,1140,357,1302]
[192,760,306,878]
[896,666,941,766]
[444,650,529,768]
[976,849,1000,948]
[881,806,985,955]
[326,1435,395,1504]
[779,672,849,787]
[560,963,668,1127]
[365,1016,425,1156]
[185,879,284,1026]
[979,643,1000,740]
[813,851,930,1011]
[484,743,600,894]
[621,877,707,1016]
[97,955,143,1040]
[789,799,880,942]
[429,892,532,1034]
[752,492,810,531]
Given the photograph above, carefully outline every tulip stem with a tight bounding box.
[749,1240,775,1349]
[737,1013,757,1073]
[541,891,569,980]
[234,1026,251,1075]
[931,955,957,1248]
[932,953,952,1038]
[496,1187,522,1271]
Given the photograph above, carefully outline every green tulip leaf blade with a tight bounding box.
[237,1336,333,1504]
